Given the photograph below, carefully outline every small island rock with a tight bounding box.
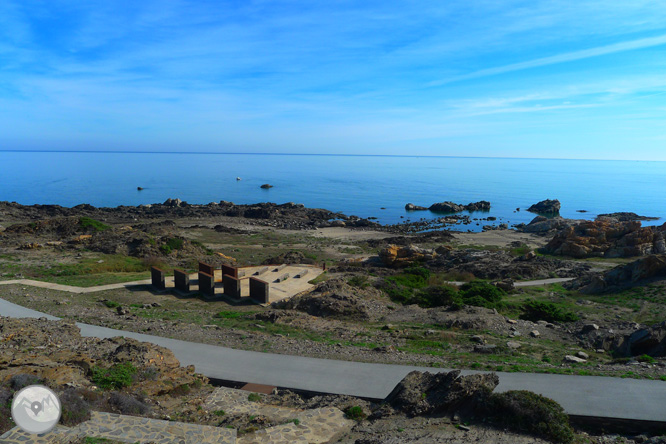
[527,199,561,214]
[260,184,273,189]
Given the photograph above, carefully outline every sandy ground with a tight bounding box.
[449,230,549,248]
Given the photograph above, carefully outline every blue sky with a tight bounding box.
[1,1,666,160]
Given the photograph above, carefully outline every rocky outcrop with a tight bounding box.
[572,255,666,293]
[379,244,436,266]
[597,212,659,222]
[431,248,591,280]
[385,370,498,417]
[404,203,427,211]
[428,201,490,213]
[544,220,666,258]
[521,216,580,234]
[527,199,561,214]
[277,279,387,320]
[0,317,203,396]
[262,250,316,265]
[614,322,666,357]
[260,184,273,189]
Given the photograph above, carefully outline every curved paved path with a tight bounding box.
[0,276,574,294]
[1,297,665,423]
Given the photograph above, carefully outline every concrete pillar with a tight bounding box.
[221,264,238,278]
[249,277,270,304]
[174,269,190,292]
[151,267,165,290]
[198,261,216,277]
[198,271,215,296]
[223,274,241,298]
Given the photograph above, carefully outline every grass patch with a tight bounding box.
[79,217,111,232]
[344,406,366,421]
[247,393,262,402]
[160,237,184,254]
[91,363,137,390]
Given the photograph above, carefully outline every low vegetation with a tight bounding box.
[91,363,137,390]
[79,217,111,232]
[520,300,579,323]
[483,390,575,444]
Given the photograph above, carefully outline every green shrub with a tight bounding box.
[160,237,185,255]
[214,409,226,416]
[411,285,460,308]
[344,405,367,421]
[458,281,505,309]
[520,300,578,323]
[91,363,137,390]
[79,217,110,232]
[247,393,262,402]
[404,266,431,280]
[59,388,91,426]
[103,300,120,309]
[637,354,656,363]
[483,390,574,444]
[348,275,369,288]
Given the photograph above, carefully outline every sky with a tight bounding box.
[1,0,666,160]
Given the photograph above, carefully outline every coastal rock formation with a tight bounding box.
[404,203,427,211]
[428,201,491,213]
[520,216,580,234]
[544,220,666,258]
[260,183,273,189]
[385,370,498,417]
[570,254,666,293]
[527,199,561,214]
[379,244,436,266]
[614,322,666,357]
[597,212,659,222]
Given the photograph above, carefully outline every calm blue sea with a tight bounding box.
[1,151,664,231]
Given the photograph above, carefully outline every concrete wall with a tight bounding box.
[199,262,216,277]
[174,269,190,292]
[151,267,165,290]
[198,272,215,296]
[249,277,270,304]
[221,264,238,278]
[223,274,241,298]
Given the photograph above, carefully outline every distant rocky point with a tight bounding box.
[597,212,659,222]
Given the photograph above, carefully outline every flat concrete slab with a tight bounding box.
[2,297,665,423]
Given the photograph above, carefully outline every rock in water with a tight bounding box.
[429,201,464,213]
[527,199,561,214]
[260,183,273,189]
[137,186,144,190]
[405,203,428,211]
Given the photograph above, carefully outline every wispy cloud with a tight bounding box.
[428,34,666,86]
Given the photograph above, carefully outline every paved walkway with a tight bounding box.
[1,297,665,423]
[0,411,237,444]
[0,275,574,295]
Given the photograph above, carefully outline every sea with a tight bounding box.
[1,151,664,232]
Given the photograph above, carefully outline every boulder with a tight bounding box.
[564,355,586,363]
[614,321,666,357]
[260,184,273,189]
[464,201,491,212]
[385,370,499,417]
[522,216,576,234]
[379,244,436,266]
[527,199,561,214]
[405,203,428,211]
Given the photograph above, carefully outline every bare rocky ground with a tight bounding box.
[1,202,666,442]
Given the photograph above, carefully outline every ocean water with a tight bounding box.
[1,151,664,231]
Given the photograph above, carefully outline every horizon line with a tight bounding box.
[0,149,662,163]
